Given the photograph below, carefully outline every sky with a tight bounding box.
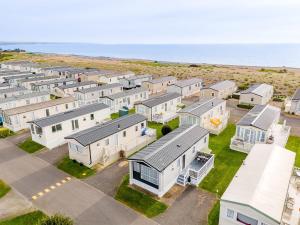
[1,0,300,44]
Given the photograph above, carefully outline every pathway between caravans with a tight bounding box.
[0,137,158,225]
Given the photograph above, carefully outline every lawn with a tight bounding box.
[286,135,300,167]
[111,108,136,119]
[0,180,11,198]
[147,117,179,139]
[199,124,246,196]
[18,138,44,153]
[115,175,167,218]
[57,157,96,179]
[0,211,47,225]
[199,124,246,225]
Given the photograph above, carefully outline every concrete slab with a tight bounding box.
[35,144,68,165]
[12,165,68,198]
[0,155,49,183]
[0,144,26,163]
[34,179,105,218]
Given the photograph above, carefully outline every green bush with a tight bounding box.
[39,214,73,225]
[161,125,172,136]
[0,128,11,138]
[237,104,253,109]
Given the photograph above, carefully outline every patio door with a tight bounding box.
[182,155,186,170]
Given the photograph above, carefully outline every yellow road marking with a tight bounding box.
[32,195,38,200]
[62,180,66,183]
[50,185,56,189]
[44,188,50,193]
[56,182,61,186]
[66,177,71,181]
[38,192,44,196]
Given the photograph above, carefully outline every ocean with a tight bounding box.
[1,43,300,68]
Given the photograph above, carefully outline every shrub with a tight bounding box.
[0,127,11,138]
[161,125,172,136]
[237,104,254,109]
[39,214,73,225]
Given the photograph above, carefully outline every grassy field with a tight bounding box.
[147,117,179,139]
[0,211,47,225]
[1,52,300,96]
[0,180,11,198]
[111,108,136,119]
[18,138,44,153]
[199,124,246,225]
[57,157,96,179]
[115,175,167,218]
[286,135,300,167]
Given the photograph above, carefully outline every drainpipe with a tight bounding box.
[88,144,92,165]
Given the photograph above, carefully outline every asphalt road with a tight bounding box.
[0,137,157,225]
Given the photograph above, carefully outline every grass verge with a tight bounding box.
[147,117,179,139]
[199,124,246,225]
[18,138,44,153]
[0,211,47,225]
[57,157,96,179]
[0,180,11,198]
[115,175,167,218]
[286,135,300,167]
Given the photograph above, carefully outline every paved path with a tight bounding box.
[0,138,157,225]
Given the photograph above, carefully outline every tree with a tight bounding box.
[39,214,73,225]
[161,125,172,136]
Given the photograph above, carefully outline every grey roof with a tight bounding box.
[205,80,236,91]
[20,76,60,83]
[136,92,181,108]
[4,73,45,81]
[146,76,176,84]
[58,81,98,90]
[124,74,152,81]
[4,96,76,116]
[292,88,300,101]
[104,87,147,100]
[240,83,273,97]
[65,113,147,146]
[0,86,28,94]
[237,104,280,130]
[179,97,224,117]
[0,91,49,104]
[0,72,32,77]
[32,78,76,86]
[129,125,208,172]
[0,83,10,88]
[29,103,109,127]
[76,83,123,94]
[173,78,202,88]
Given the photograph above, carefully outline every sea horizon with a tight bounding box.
[1,42,300,68]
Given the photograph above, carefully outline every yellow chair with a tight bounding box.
[210,118,221,127]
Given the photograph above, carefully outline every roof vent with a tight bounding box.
[177,144,181,148]
[117,124,121,129]
[211,102,214,106]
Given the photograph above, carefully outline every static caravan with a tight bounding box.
[2,96,78,132]
[29,103,110,149]
[31,78,77,92]
[201,80,237,99]
[167,78,202,98]
[65,114,156,167]
[230,104,290,153]
[0,71,33,83]
[4,73,45,86]
[142,76,177,94]
[74,83,123,106]
[129,125,214,197]
[120,75,152,89]
[178,97,229,135]
[0,83,10,90]
[100,87,149,113]
[0,91,50,111]
[0,87,31,99]
[98,71,134,84]
[135,92,182,123]
[19,76,60,90]
[239,83,273,105]
[220,144,295,225]
[285,88,300,115]
[52,81,98,97]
